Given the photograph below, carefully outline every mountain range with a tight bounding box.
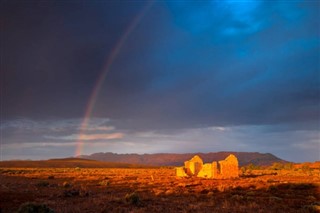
[78,152,288,167]
[0,158,149,168]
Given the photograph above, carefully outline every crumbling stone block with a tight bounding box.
[176,167,188,177]
[212,161,218,178]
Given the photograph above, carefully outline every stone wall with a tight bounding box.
[184,155,203,176]
[197,163,213,178]
[218,154,239,178]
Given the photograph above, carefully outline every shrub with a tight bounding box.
[302,204,320,212]
[125,192,140,205]
[247,163,261,170]
[290,183,314,190]
[269,196,282,202]
[240,167,246,174]
[231,194,245,201]
[267,185,277,192]
[283,163,294,170]
[63,189,80,197]
[17,202,54,213]
[62,181,72,188]
[271,162,284,170]
[35,181,49,187]
[98,180,110,186]
[242,164,261,175]
[301,164,311,173]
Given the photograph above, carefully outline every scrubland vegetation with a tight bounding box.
[0,162,319,212]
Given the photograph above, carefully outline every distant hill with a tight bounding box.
[0,158,150,168]
[78,152,288,167]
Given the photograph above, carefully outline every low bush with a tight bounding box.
[125,192,140,205]
[35,181,49,187]
[17,202,54,213]
[98,180,110,186]
[63,189,80,197]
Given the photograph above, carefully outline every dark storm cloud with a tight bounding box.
[2,1,319,128]
[93,1,320,130]
[1,1,319,161]
[1,1,145,118]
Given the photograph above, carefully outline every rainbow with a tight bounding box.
[75,2,154,156]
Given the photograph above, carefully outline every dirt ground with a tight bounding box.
[1,167,319,213]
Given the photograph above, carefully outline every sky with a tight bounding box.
[1,0,319,162]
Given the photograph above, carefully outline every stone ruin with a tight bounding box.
[176,154,239,179]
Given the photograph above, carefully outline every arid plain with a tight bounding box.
[1,160,319,213]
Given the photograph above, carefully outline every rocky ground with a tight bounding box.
[0,167,319,212]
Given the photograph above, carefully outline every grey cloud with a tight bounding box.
[78,125,319,162]
[1,118,117,144]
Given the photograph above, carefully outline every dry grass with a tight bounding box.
[0,166,319,212]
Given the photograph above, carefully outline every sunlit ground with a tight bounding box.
[0,162,319,213]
